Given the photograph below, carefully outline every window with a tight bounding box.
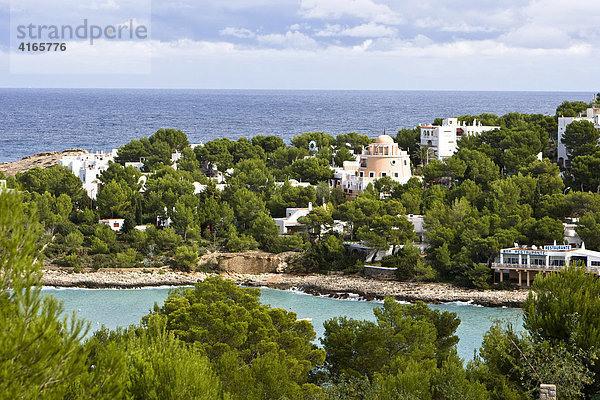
[113,223,119,228]
[359,171,364,177]
[532,258,546,266]
[394,172,399,177]
[381,172,387,177]
[369,172,374,178]
[551,259,565,266]
[505,257,519,265]
[404,160,407,165]
[592,261,600,266]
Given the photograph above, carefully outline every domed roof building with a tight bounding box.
[331,134,412,199]
[375,134,395,144]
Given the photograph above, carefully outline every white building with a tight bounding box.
[331,134,412,199]
[420,118,499,160]
[0,180,15,193]
[59,150,117,200]
[557,107,600,167]
[193,182,227,194]
[407,214,425,243]
[492,243,600,286]
[273,203,313,235]
[99,218,125,232]
[125,161,144,170]
[275,179,313,188]
[563,218,583,248]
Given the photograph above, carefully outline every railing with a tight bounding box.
[491,263,563,271]
[492,263,600,274]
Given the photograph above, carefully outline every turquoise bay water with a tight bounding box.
[42,286,522,361]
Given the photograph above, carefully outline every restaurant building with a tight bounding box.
[492,243,600,286]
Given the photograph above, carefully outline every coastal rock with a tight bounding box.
[42,267,206,288]
[0,149,88,177]
[197,251,298,274]
[42,268,529,307]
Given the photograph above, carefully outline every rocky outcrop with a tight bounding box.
[238,274,529,307]
[0,149,87,176]
[42,267,207,288]
[42,268,529,307]
[198,251,298,274]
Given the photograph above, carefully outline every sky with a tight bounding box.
[0,0,598,90]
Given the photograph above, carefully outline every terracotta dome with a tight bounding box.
[375,134,394,144]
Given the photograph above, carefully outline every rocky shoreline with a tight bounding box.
[42,268,529,307]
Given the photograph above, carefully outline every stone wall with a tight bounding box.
[539,384,556,400]
[364,265,397,280]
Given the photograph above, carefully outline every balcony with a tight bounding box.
[491,263,563,271]
[492,263,600,274]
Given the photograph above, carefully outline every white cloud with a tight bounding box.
[414,17,497,33]
[499,26,573,49]
[300,0,403,24]
[219,27,256,39]
[88,0,120,11]
[3,0,599,90]
[316,22,397,37]
[495,0,599,49]
[256,31,317,49]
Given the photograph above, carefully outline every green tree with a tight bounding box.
[519,159,564,197]
[291,132,336,152]
[522,266,600,395]
[381,244,430,281]
[229,158,274,195]
[176,147,201,172]
[571,154,600,191]
[576,211,600,250]
[456,149,500,186]
[335,132,372,154]
[298,206,334,239]
[230,188,266,231]
[145,140,174,170]
[172,196,197,240]
[0,190,114,398]
[556,100,590,117]
[154,277,325,400]
[97,180,132,218]
[288,157,333,184]
[17,165,87,205]
[226,231,259,252]
[99,162,142,188]
[251,135,285,154]
[115,137,152,164]
[248,212,279,250]
[356,215,415,250]
[517,217,564,246]
[322,298,459,378]
[334,147,355,167]
[562,120,599,159]
[267,181,316,217]
[65,229,84,252]
[477,322,592,400]
[232,137,266,163]
[396,128,420,153]
[195,138,234,173]
[149,128,189,152]
[301,234,357,272]
[171,244,199,271]
[198,197,235,246]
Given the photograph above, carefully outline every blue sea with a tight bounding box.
[43,286,522,361]
[0,89,592,163]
